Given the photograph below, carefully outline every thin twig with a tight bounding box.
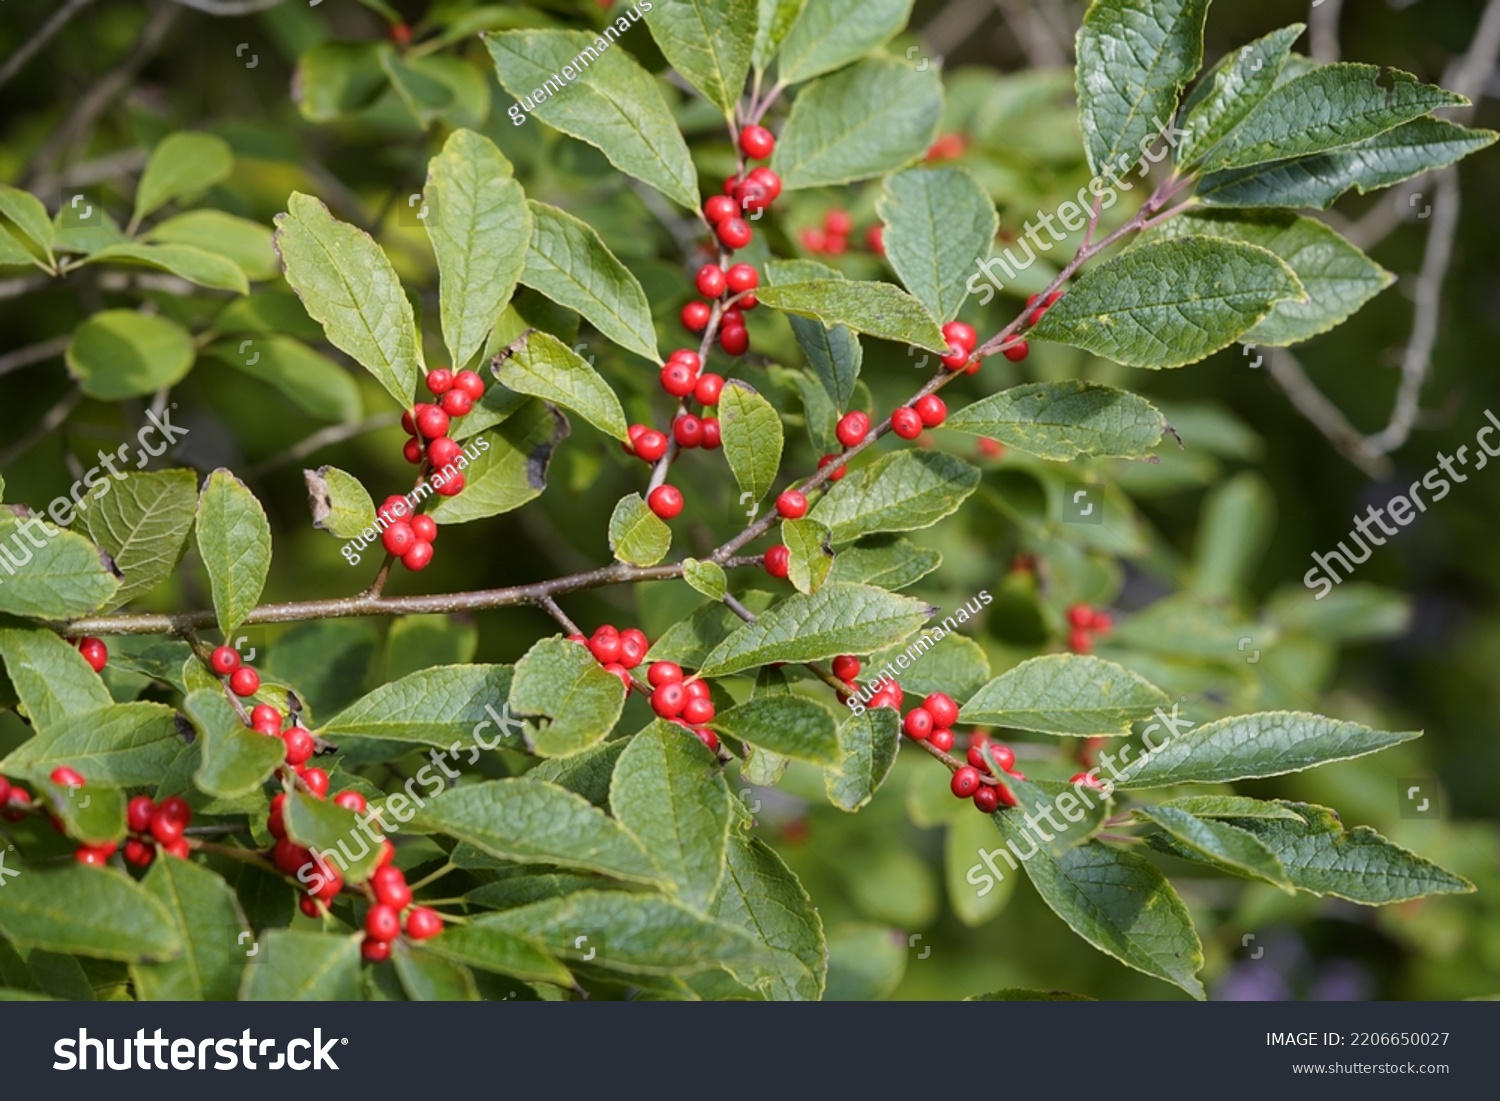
[166,0,286,14]
[1308,0,1344,64]
[0,335,70,378]
[0,388,83,469]
[0,0,96,93]
[991,0,1069,67]
[0,276,51,301]
[249,413,404,475]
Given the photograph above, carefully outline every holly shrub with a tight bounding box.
[0,0,1493,1001]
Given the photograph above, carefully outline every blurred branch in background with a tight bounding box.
[0,0,95,93]
[1268,0,1500,479]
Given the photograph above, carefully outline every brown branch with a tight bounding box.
[0,0,96,93]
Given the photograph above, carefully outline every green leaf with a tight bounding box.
[808,450,980,543]
[0,226,37,268]
[782,517,833,594]
[184,690,284,800]
[1230,804,1475,904]
[1155,795,1307,821]
[475,890,772,976]
[285,785,381,883]
[526,739,627,806]
[711,695,840,766]
[1199,63,1468,174]
[426,400,567,524]
[992,818,1204,999]
[826,534,940,590]
[0,514,120,620]
[966,988,1094,1001]
[647,592,778,668]
[959,655,1172,736]
[1138,805,1293,890]
[317,664,519,757]
[948,803,1016,926]
[1197,117,1498,209]
[1176,25,1304,167]
[758,279,946,352]
[610,721,732,912]
[66,309,195,400]
[608,493,672,567]
[775,0,913,85]
[509,637,627,758]
[771,58,943,190]
[0,865,181,964]
[719,380,785,507]
[79,469,197,611]
[134,132,234,225]
[753,0,808,71]
[420,925,572,986]
[2,701,184,785]
[86,243,248,294]
[487,30,698,210]
[411,779,666,885]
[381,46,454,128]
[1144,210,1393,346]
[790,316,862,410]
[145,210,279,282]
[944,381,1167,461]
[877,168,998,323]
[1075,0,1209,178]
[391,941,479,1001]
[425,129,530,369]
[825,709,900,811]
[646,0,756,114]
[33,776,124,846]
[303,465,376,539]
[293,42,388,122]
[682,558,727,601]
[384,615,478,682]
[709,835,826,999]
[0,628,111,730]
[131,857,247,1000]
[274,192,422,409]
[520,202,657,364]
[869,630,991,700]
[195,469,271,635]
[1120,711,1420,788]
[499,329,627,441]
[240,930,361,1000]
[1029,237,1304,369]
[700,583,934,677]
[0,185,54,262]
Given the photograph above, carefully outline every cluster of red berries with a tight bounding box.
[628,349,730,520]
[0,774,29,821]
[1065,603,1114,654]
[753,486,815,579]
[563,628,720,752]
[361,864,443,962]
[799,207,855,256]
[948,733,1026,813]
[566,623,651,689]
[376,495,441,573]
[209,643,262,698]
[66,635,108,673]
[391,367,484,567]
[118,788,194,866]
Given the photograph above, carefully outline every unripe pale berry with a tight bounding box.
[648,485,684,519]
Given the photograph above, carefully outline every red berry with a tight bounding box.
[990,743,1016,772]
[378,495,411,523]
[681,301,712,332]
[1070,772,1104,790]
[1067,604,1094,629]
[452,370,485,400]
[700,418,722,449]
[618,636,647,670]
[406,906,444,941]
[125,838,154,867]
[965,356,982,375]
[635,430,669,462]
[127,795,156,833]
[824,209,853,236]
[229,667,260,697]
[726,264,759,294]
[942,321,978,351]
[1003,340,1030,362]
[1068,629,1093,654]
[704,195,738,224]
[333,790,367,814]
[312,869,342,902]
[434,472,465,497]
[801,228,828,253]
[251,716,280,738]
[376,839,396,868]
[721,307,745,327]
[361,937,392,963]
[163,837,191,859]
[661,361,698,398]
[737,292,759,310]
[735,177,773,215]
[150,811,184,845]
[78,637,108,673]
[389,21,412,47]
[747,166,782,202]
[589,630,623,665]
[373,865,413,910]
[693,373,724,406]
[410,514,438,543]
[682,697,715,725]
[619,627,648,657]
[382,522,416,557]
[440,389,473,418]
[651,682,687,719]
[75,844,111,866]
[300,768,329,799]
[601,661,631,688]
[648,661,683,687]
[978,437,1005,459]
[972,784,1001,813]
[648,485,684,520]
[682,678,710,703]
[831,655,860,681]
[273,839,311,875]
[267,793,287,839]
[1090,610,1114,634]
[951,767,982,798]
[366,904,401,942]
[940,347,971,371]
[673,414,704,449]
[696,265,727,298]
[776,490,808,519]
[300,895,323,918]
[817,454,847,481]
[401,410,417,436]
[764,544,790,579]
[402,541,434,572]
[693,726,720,752]
[1,786,30,821]
[890,407,922,439]
[251,704,280,728]
[414,404,450,440]
[716,217,752,250]
[866,224,885,255]
[836,412,870,449]
[914,394,947,428]
[50,765,84,789]
[922,693,959,729]
[902,708,933,741]
[669,348,703,370]
[426,368,454,394]
[929,728,955,752]
[403,438,425,464]
[739,124,775,159]
[719,324,749,356]
[210,645,241,675]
